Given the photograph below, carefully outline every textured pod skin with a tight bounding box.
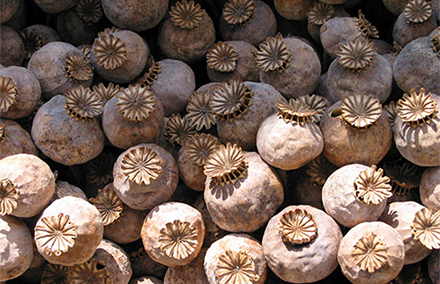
[320,102,392,167]
[392,13,438,47]
[274,0,314,20]
[379,201,432,265]
[0,215,33,281]
[177,143,205,192]
[0,119,38,160]
[130,277,163,284]
[2,0,25,31]
[262,205,342,283]
[164,248,209,284]
[35,196,104,266]
[0,153,55,218]
[50,180,87,203]
[31,95,105,166]
[219,0,277,47]
[257,114,324,170]
[338,222,405,284]
[0,66,41,119]
[322,164,388,228]
[0,25,25,67]
[420,166,440,210]
[33,0,78,13]
[307,6,350,43]
[23,24,62,44]
[94,239,133,284]
[0,0,19,23]
[104,204,146,244]
[102,0,168,31]
[428,249,439,284]
[204,151,284,232]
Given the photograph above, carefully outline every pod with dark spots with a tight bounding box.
[0,119,38,159]
[420,166,440,210]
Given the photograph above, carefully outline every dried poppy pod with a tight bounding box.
[420,166,440,210]
[262,205,342,283]
[411,207,440,250]
[91,29,149,83]
[428,248,439,284]
[185,83,219,131]
[322,164,393,228]
[34,196,103,266]
[204,143,284,232]
[338,221,405,284]
[0,25,25,67]
[327,37,393,103]
[0,119,38,159]
[257,97,324,170]
[92,81,120,106]
[33,0,78,13]
[193,194,226,248]
[206,40,259,83]
[383,160,423,203]
[164,113,197,147]
[158,0,215,64]
[214,80,284,150]
[0,0,19,23]
[0,215,33,281]
[141,202,205,267]
[51,180,87,203]
[204,234,267,284]
[256,34,321,99]
[379,202,433,265]
[102,85,164,149]
[130,277,163,284]
[320,94,393,167]
[20,25,62,60]
[129,246,167,279]
[274,0,318,21]
[393,0,438,47]
[394,88,440,166]
[31,92,105,165]
[85,152,116,191]
[164,248,208,284]
[0,154,55,218]
[113,143,178,210]
[67,258,108,283]
[219,0,276,47]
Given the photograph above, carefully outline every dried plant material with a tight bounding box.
[307,1,334,25]
[159,220,198,259]
[92,82,120,104]
[121,146,162,185]
[93,34,127,70]
[79,44,92,60]
[306,155,338,186]
[35,213,78,256]
[185,133,220,167]
[169,0,205,29]
[383,160,423,196]
[64,85,104,122]
[354,165,393,205]
[211,80,253,122]
[164,113,197,146]
[86,152,116,187]
[89,187,123,226]
[41,264,69,284]
[353,10,379,38]
[116,85,156,122]
[404,0,432,24]
[298,94,327,123]
[279,209,317,245]
[336,37,376,72]
[222,0,256,26]
[392,41,403,57]
[207,41,239,72]
[384,101,398,129]
[186,91,217,131]
[412,207,440,249]
[352,232,388,273]
[216,250,259,284]
[0,76,17,113]
[204,142,248,186]
[0,123,6,143]
[137,56,161,88]
[397,88,438,127]
[76,0,103,25]
[97,26,122,38]
[340,93,382,129]
[276,98,317,126]
[431,28,440,55]
[256,34,291,73]
[0,178,19,216]
[19,29,45,59]
[63,53,93,83]
[68,258,108,284]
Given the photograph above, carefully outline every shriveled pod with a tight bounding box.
[322,164,393,228]
[338,221,405,284]
[256,34,321,99]
[213,80,284,151]
[27,41,93,100]
[185,82,220,132]
[91,29,149,83]
[0,215,33,282]
[262,205,342,283]
[34,196,103,266]
[130,277,163,284]
[0,154,55,218]
[327,37,393,103]
[204,233,267,284]
[0,66,41,119]
[0,119,38,159]
[33,0,78,13]
[204,143,284,232]
[219,0,277,47]
[20,25,62,60]
[141,202,205,267]
[428,249,440,284]
[113,143,178,210]
[0,25,25,67]
[394,88,440,166]
[256,96,325,170]
[320,93,393,167]
[420,166,440,210]
[158,0,215,64]
[102,85,164,149]
[164,248,208,284]
[0,0,19,23]
[382,160,423,203]
[31,90,105,166]
[206,40,259,83]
